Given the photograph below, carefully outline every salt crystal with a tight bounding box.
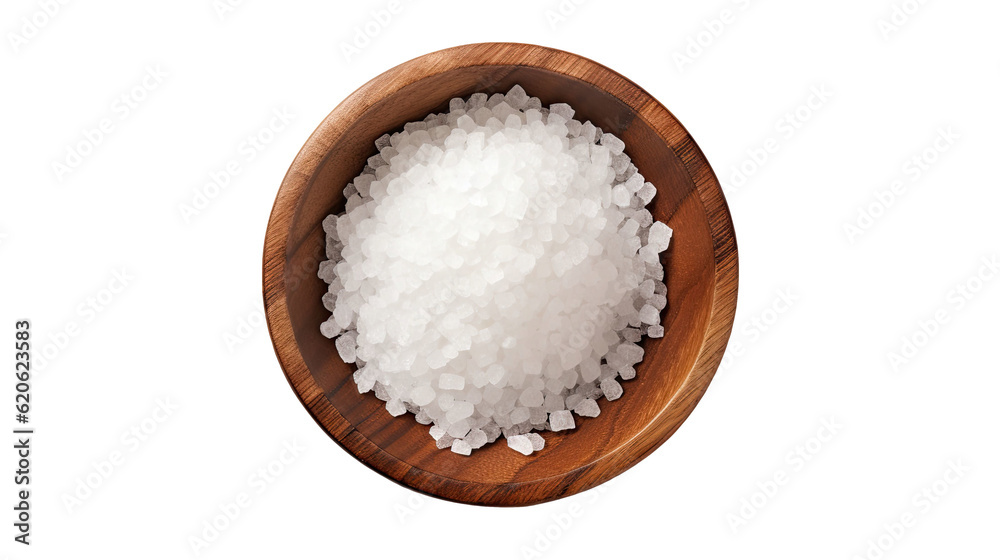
[526,432,545,451]
[519,388,545,407]
[415,409,433,424]
[504,85,528,109]
[612,153,630,174]
[439,373,466,390]
[507,434,534,455]
[580,360,601,383]
[335,333,357,363]
[543,393,565,412]
[322,214,338,235]
[386,399,407,417]
[436,434,455,449]
[510,406,531,424]
[529,407,547,424]
[637,184,656,207]
[639,304,660,325]
[320,319,341,339]
[369,383,387,402]
[447,418,471,438]
[354,367,376,393]
[600,378,623,401]
[617,342,645,364]
[549,410,576,431]
[410,385,436,406]
[567,119,582,137]
[565,393,584,410]
[635,209,654,228]
[446,401,475,422]
[622,327,641,343]
[467,92,488,109]
[486,93,505,109]
[573,398,601,417]
[429,425,446,440]
[466,428,488,449]
[647,222,673,252]
[317,260,336,282]
[620,219,640,238]
[612,185,631,207]
[549,103,575,120]
[451,439,472,455]
[601,132,626,155]
[624,174,643,193]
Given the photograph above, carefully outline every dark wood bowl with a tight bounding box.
[263,43,738,507]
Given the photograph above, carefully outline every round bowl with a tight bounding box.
[263,42,738,507]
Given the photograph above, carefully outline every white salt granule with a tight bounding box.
[386,399,407,417]
[601,132,626,155]
[319,319,341,339]
[451,439,472,456]
[510,407,531,425]
[466,429,489,449]
[600,378,624,401]
[507,434,534,456]
[318,85,672,455]
[573,398,601,418]
[549,410,576,431]
[438,373,466,391]
[335,333,356,363]
[435,434,454,449]
[638,304,660,325]
[526,433,546,452]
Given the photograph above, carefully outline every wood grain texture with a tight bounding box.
[262,43,738,507]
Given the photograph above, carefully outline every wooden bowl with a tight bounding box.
[263,43,738,507]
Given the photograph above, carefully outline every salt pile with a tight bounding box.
[318,85,671,455]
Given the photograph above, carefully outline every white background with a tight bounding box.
[2,0,998,558]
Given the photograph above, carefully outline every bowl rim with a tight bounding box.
[262,42,738,506]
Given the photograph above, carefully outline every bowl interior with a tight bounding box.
[274,55,724,505]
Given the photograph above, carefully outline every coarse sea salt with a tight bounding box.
[318,85,672,456]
